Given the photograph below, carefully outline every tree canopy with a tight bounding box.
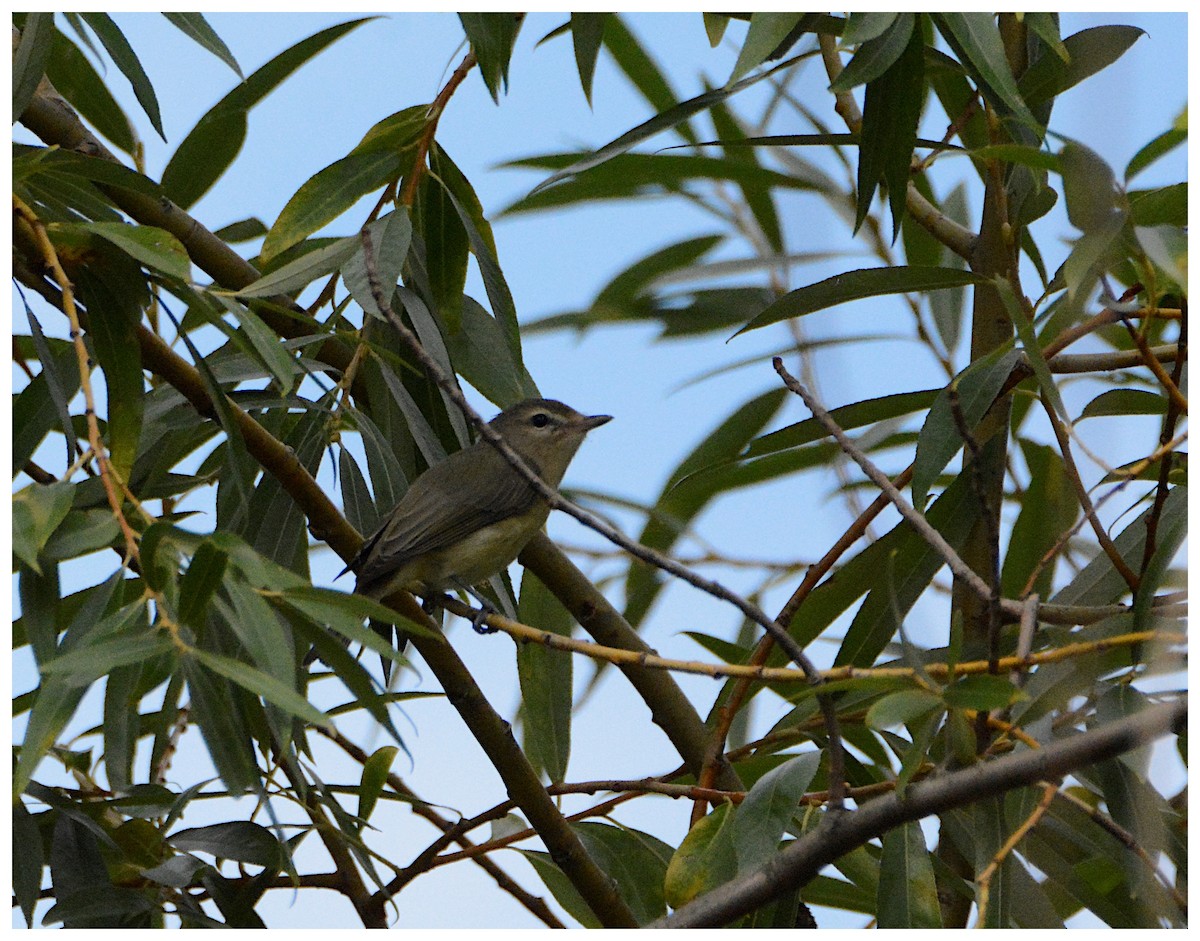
[12,11,1187,929]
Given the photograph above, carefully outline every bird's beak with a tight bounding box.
[578,413,612,432]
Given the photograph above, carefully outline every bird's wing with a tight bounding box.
[352,444,540,589]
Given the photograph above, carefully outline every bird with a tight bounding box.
[309,398,611,666]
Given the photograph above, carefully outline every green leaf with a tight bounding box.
[665,803,738,908]
[517,570,574,784]
[78,12,165,139]
[1001,441,1080,598]
[79,222,191,281]
[178,541,228,629]
[728,13,804,85]
[594,234,722,310]
[877,821,942,927]
[419,158,470,334]
[943,674,1021,711]
[459,12,523,102]
[214,217,268,243]
[855,15,924,239]
[843,12,899,44]
[934,13,1039,130]
[1135,224,1187,287]
[189,647,333,730]
[745,388,938,460]
[12,802,44,926]
[442,296,539,407]
[235,234,360,298]
[12,481,75,572]
[169,821,283,868]
[74,267,145,482]
[1079,389,1167,421]
[342,210,413,319]
[830,12,914,92]
[162,12,242,77]
[1126,121,1187,181]
[162,18,373,209]
[259,151,402,264]
[1130,184,1187,228]
[1018,25,1145,108]
[570,13,608,104]
[732,752,820,874]
[865,689,943,729]
[911,347,1023,511]
[835,471,979,667]
[44,29,136,155]
[572,822,673,925]
[737,266,981,336]
[703,13,730,47]
[357,746,400,828]
[1060,142,1125,233]
[521,850,602,928]
[710,101,782,252]
[13,12,55,119]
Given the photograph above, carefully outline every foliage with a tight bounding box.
[11,11,1187,929]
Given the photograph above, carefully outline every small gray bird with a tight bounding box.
[352,398,611,604]
[309,399,610,667]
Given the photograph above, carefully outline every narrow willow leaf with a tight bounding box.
[1018,25,1145,108]
[517,570,574,784]
[1000,441,1079,598]
[259,152,402,265]
[728,13,804,85]
[855,17,924,238]
[13,12,54,118]
[78,12,165,138]
[169,821,284,868]
[162,12,242,77]
[343,210,412,319]
[877,821,942,927]
[458,12,523,101]
[732,752,820,874]
[737,266,982,336]
[357,746,400,828]
[80,222,191,282]
[664,803,739,908]
[911,346,1022,511]
[235,234,361,298]
[44,29,137,155]
[602,14,698,145]
[189,648,332,729]
[830,12,914,92]
[934,13,1039,130]
[570,13,608,104]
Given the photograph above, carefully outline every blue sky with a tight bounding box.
[12,11,1188,929]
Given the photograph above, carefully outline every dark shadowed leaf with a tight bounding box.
[459,12,523,101]
[78,12,165,138]
[517,570,574,784]
[570,13,608,104]
[877,821,941,927]
[737,266,982,336]
[1019,25,1145,107]
[162,12,242,77]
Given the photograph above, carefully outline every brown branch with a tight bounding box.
[399,50,477,207]
[12,195,139,563]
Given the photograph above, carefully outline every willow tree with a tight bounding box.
[12,12,1186,929]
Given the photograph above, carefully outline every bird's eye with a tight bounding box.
[530,413,551,428]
